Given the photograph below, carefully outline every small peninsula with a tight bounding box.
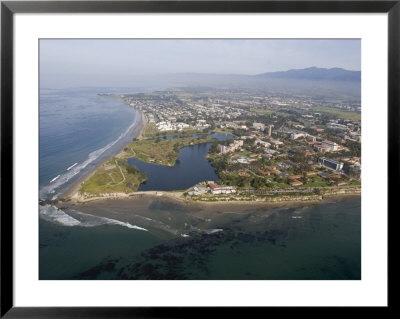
[65,87,361,204]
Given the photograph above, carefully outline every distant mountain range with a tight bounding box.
[256,67,361,82]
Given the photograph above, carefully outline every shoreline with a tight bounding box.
[63,184,360,207]
[61,106,147,200]
[58,190,361,234]
[55,97,361,207]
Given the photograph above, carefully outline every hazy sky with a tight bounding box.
[40,39,361,88]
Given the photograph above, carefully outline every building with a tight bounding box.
[269,139,283,149]
[290,132,306,140]
[290,180,303,186]
[265,166,280,175]
[268,125,273,137]
[238,171,250,177]
[254,139,271,148]
[208,182,236,195]
[217,140,244,154]
[321,140,339,151]
[306,135,316,143]
[305,171,318,176]
[328,123,348,130]
[235,157,253,164]
[257,169,271,176]
[313,144,331,153]
[318,157,344,171]
[288,175,303,180]
[253,122,266,131]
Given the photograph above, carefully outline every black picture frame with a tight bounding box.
[1,0,396,317]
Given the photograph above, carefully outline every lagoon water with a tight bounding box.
[39,88,361,280]
[128,133,232,191]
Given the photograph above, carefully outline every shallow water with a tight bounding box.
[39,196,361,280]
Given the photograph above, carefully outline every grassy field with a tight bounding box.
[251,108,290,117]
[79,133,216,195]
[142,123,159,138]
[300,174,329,187]
[125,135,215,166]
[211,127,234,135]
[311,106,361,121]
[80,158,147,195]
[142,124,206,139]
[252,106,360,122]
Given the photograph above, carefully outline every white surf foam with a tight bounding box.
[203,229,223,234]
[39,204,81,226]
[66,209,148,231]
[66,163,78,170]
[39,113,140,199]
[50,175,60,183]
[39,205,148,231]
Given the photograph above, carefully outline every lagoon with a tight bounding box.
[127,133,232,191]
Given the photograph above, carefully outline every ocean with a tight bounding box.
[39,87,142,200]
[40,196,361,280]
[39,87,361,280]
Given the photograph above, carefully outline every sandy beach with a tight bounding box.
[62,107,147,201]
[58,189,361,241]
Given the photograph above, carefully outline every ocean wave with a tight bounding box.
[50,175,60,183]
[39,113,140,199]
[67,163,78,170]
[187,224,223,235]
[39,205,147,231]
[39,204,81,226]
[67,210,148,231]
[203,229,223,234]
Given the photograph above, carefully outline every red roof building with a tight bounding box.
[290,180,303,186]
[257,169,270,176]
[305,171,318,176]
[238,171,250,177]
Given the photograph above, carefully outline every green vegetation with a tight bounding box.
[347,180,361,186]
[79,128,216,196]
[251,108,290,117]
[142,123,159,138]
[211,127,234,135]
[344,140,362,157]
[125,135,215,166]
[311,106,361,121]
[302,175,330,187]
[80,158,147,195]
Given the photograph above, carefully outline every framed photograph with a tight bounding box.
[1,0,395,316]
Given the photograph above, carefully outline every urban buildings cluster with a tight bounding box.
[107,87,361,195]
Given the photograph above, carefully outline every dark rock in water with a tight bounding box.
[236,232,255,243]
[76,261,116,280]
[147,244,169,255]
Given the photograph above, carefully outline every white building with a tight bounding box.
[254,139,271,148]
[253,122,266,131]
[208,182,236,195]
[321,140,339,151]
[217,140,243,154]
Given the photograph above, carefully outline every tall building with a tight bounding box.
[268,125,272,137]
[318,157,344,171]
